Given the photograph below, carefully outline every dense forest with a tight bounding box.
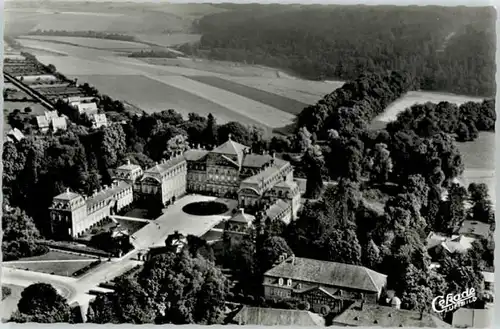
[180,5,496,96]
[26,30,136,42]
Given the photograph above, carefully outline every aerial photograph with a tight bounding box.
[1,1,495,327]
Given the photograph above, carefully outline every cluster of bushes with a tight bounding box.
[2,286,12,300]
[129,50,178,58]
[387,99,495,142]
[72,260,102,277]
[296,71,414,138]
[27,30,136,42]
[38,241,112,258]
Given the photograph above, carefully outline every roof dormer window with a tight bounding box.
[278,278,284,286]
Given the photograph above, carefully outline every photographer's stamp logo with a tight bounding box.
[431,288,477,313]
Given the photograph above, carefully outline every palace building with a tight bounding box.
[49,182,133,239]
[114,136,301,219]
[49,137,301,240]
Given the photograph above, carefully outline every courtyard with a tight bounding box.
[130,194,237,250]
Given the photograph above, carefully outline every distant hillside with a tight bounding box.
[3,2,225,35]
[181,5,496,97]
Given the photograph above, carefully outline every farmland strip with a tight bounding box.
[148,75,295,128]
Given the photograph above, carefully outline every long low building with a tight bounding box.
[49,182,133,239]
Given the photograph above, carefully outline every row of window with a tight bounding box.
[270,288,291,298]
[209,174,238,182]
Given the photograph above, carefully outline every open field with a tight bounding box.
[20,35,151,52]
[457,132,495,205]
[150,75,295,128]
[222,76,343,104]
[375,91,485,123]
[188,75,308,115]
[74,74,261,126]
[34,55,142,75]
[3,261,97,277]
[137,57,295,78]
[14,250,94,262]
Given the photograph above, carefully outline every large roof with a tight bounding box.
[7,128,25,141]
[184,149,208,162]
[54,188,82,201]
[230,209,255,224]
[265,199,290,220]
[117,160,141,172]
[264,257,387,293]
[459,220,491,239]
[144,156,186,175]
[211,138,249,166]
[232,306,325,326]
[334,303,451,327]
[51,117,67,129]
[87,181,131,209]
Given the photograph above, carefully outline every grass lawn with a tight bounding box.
[3,260,97,277]
[187,75,308,115]
[16,250,95,262]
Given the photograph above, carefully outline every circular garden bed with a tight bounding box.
[182,201,229,216]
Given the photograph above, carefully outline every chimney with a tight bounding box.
[66,188,70,194]
[239,208,245,215]
[127,159,131,166]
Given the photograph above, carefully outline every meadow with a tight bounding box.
[222,76,343,104]
[3,260,97,277]
[457,132,496,205]
[13,250,95,262]
[138,57,295,78]
[19,36,151,52]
